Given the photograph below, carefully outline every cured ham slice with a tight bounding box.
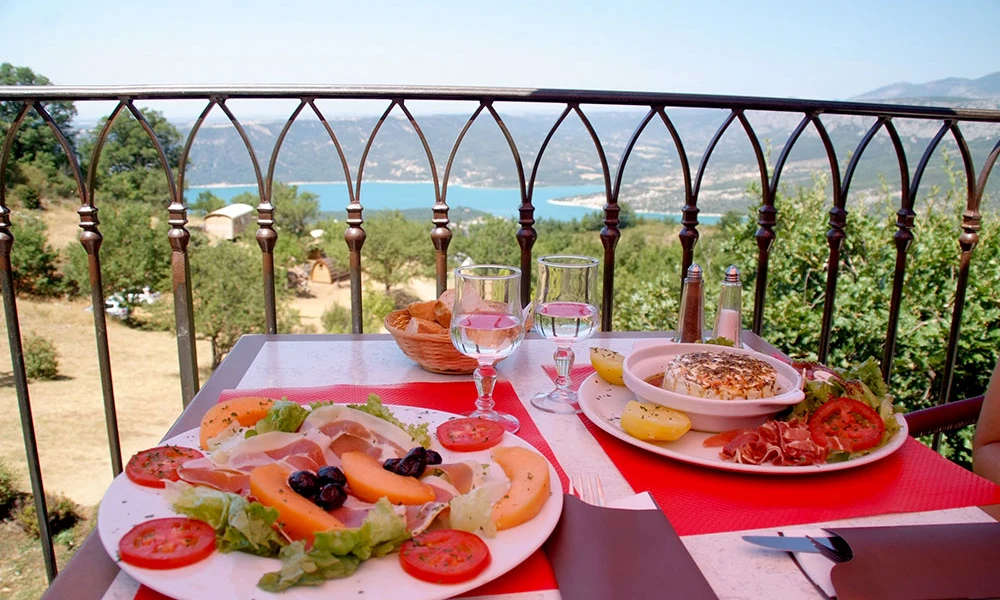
[300,405,415,462]
[177,458,250,495]
[718,419,827,466]
[432,462,475,494]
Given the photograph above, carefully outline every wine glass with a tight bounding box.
[449,265,525,432]
[531,255,600,414]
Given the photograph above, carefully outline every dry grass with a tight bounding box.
[0,297,214,505]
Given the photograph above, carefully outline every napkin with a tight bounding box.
[826,522,1000,600]
[545,493,718,600]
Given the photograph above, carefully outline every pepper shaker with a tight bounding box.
[712,265,743,347]
[673,263,704,343]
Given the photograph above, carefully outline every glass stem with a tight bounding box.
[474,362,498,414]
[553,346,575,393]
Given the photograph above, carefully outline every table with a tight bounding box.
[43,333,999,600]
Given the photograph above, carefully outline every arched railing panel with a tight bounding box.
[0,102,59,580]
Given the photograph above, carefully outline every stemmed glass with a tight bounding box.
[531,255,600,414]
[449,265,525,433]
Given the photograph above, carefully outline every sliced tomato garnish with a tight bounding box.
[118,517,216,569]
[399,529,491,584]
[126,445,204,488]
[436,418,504,452]
[702,428,749,447]
[808,397,885,452]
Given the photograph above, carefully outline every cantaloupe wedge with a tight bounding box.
[199,396,275,450]
[341,451,435,505]
[490,446,551,531]
[248,462,344,544]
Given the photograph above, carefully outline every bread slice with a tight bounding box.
[404,317,446,335]
[407,300,438,322]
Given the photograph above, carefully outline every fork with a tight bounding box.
[807,535,853,563]
[570,473,606,506]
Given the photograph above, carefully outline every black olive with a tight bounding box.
[425,449,443,465]
[382,457,402,472]
[287,470,320,498]
[404,447,428,462]
[315,483,347,510]
[395,453,427,478]
[317,465,347,487]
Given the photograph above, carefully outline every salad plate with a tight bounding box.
[578,373,908,475]
[97,405,563,600]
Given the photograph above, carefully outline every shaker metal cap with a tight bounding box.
[685,263,703,282]
[724,265,741,283]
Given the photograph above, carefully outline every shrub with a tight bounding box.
[23,333,59,380]
[9,216,62,296]
[0,460,22,518]
[12,184,41,209]
[13,492,81,538]
[322,288,396,334]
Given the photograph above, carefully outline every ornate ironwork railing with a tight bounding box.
[1,85,998,580]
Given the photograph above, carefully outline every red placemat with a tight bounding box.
[134,381,560,600]
[546,365,1000,536]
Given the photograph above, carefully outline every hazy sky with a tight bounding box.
[1,0,997,120]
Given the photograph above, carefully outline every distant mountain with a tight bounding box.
[177,75,1000,215]
[851,71,1000,103]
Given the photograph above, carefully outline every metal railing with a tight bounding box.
[1,85,998,581]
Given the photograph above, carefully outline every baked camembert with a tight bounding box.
[660,351,778,400]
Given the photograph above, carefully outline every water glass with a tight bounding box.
[449,265,525,432]
[531,255,599,414]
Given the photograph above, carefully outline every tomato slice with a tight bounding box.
[436,418,505,452]
[118,517,216,569]
[808,397,885,452]
[702,428,749,447]
[399,529,491,584]
[126,445,204,488]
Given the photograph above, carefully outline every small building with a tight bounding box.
[309,257,350,285]
[204,203,255,240]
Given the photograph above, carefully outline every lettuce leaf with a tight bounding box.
[257,498,410,592]
[171,484,285,556]
[448,479,508,538]
[345,394,432,448]
[245,399,309,438]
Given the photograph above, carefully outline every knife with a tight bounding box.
[742,535,839,554]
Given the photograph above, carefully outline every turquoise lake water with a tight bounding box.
[186,181,722,225]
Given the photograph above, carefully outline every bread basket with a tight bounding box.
[384,309,478,374]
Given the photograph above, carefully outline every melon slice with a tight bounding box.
[341,451,435,505]
[248,462,344,544]
[199,396,275,450]
[490,446,551,530]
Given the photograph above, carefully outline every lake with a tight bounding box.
[185,181,722,224]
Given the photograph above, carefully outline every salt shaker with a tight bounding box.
[712,265,743,347]
[673,263,705,343]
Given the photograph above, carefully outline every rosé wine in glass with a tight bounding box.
[449,265,525,432]
[531,255,600,414]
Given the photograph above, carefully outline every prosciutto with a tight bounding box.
[716,419,828,466]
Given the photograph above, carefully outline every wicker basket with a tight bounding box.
[384,309,478,374]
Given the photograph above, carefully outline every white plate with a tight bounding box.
[98,406,563,600]
[578,373,908,475]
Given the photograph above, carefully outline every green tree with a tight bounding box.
[189,240,298,368]
[8,215,61,296]
[230,183,320,237]
[451,215,521,266]
[0,63,77,173]
[189,190,226,216]
[63,202,171,310]
[78,108,182,206]
[362,211,433,292]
